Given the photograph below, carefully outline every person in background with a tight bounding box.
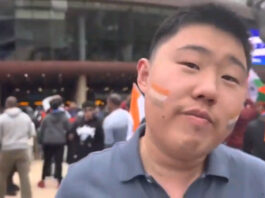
[0,96,34,198]
[226,98,258,149]
[66,101,104,164]
[103,93,133,147]
[5,106,37,196]
[66,101,81,124]
[37,96,70,188]
[94,103,107,123]
[120,95,131,111]
[243,91,265,161]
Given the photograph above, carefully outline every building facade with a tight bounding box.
[0,0,256,106]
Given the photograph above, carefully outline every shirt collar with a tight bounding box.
[204,144,230,182]
[117,124,230,182]
[117,124,146,182]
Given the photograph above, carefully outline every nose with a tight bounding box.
[191,71,218,106]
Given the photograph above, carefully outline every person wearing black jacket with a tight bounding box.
[243,101,265,161]
[67,102,104,164]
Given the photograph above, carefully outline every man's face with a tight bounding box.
[137,24,248,159]
[84,107,94,121]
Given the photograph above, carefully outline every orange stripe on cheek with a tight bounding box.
[151,83,170,96]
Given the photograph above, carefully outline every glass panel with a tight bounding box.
[10,1,175,61]
[0,0,15,60]
[65,3,173,61]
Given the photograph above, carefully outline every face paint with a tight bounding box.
[227,101,244,131]
[227,115,239,131]
[149,83,170,107]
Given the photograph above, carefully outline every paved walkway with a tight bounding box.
[6,160,68,198]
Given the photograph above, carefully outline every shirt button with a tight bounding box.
[146,176,153,183]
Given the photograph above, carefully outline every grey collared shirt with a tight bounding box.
[56,124,265,198]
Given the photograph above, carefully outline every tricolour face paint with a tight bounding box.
[149,82,170,107]
[227,115,240,131]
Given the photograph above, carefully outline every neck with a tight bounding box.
[110,106,119,113]
[139,130,206,196]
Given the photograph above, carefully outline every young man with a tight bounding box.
[56,4,265,198]
[66,101,104,164]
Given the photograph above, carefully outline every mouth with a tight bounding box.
[183,109,213,124]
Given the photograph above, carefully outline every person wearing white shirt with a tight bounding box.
[103,93,133,147]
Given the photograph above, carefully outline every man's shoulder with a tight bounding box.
[20,111,31,120]
[117,108,130,116]
[103,111,117,127]
[57,143,126,197]
[217,144,265,176]
[71,145,117,172]
[66,143,125,178]
[215,145,265,194]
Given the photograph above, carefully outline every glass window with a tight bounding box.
[0,0,14,60]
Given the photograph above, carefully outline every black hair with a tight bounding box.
[50,98,63,110]
[108,93,122,106]
[82,101,95,109]
[149,3,252,70]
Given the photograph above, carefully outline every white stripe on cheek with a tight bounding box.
[227,115,239,131]
[149,87,168,107]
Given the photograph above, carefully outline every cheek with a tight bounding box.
[148,83,170,107]
[148,80,189,108]
[222,99,244,132]
[226,115,239,131]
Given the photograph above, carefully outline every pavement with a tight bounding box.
[6,160,68,198]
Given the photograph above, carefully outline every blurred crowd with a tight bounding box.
[1,90,265,197]
[0,93,132,198]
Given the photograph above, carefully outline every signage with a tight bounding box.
[249,29,265,65]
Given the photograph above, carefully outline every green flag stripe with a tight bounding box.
[257,92,265,102]
[254,79,264,87]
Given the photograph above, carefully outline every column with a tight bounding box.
[75,15,87,105]
[78,15,86,61]
[75,74,87,106]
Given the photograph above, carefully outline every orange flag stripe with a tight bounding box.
[151,83,170,96]
[129,84,141,132]
[259,86,265,94]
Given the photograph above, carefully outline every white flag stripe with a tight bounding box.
[248,69,263,102]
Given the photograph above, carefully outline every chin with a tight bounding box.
[172,138,213,158]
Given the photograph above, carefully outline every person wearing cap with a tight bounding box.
[66,101,104,164]
[57,3,265,198]
[243,86,265,161]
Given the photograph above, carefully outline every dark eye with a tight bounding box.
[222,75,239,84]
[179,62,200,70]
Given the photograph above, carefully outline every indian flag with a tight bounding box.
[257,86,265,102]
[248,68,264,102]
[129,83,145,132]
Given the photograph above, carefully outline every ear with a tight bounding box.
[137,58,150,94]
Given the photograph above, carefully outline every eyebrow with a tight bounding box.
[227,55,247,73]
[177,44,247,73]
[177,45,212,55]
